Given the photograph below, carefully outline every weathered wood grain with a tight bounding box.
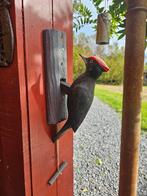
[43,29,67,124]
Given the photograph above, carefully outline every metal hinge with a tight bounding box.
[0,0,14,67]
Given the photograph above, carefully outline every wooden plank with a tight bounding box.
[23,0,58,195]
[0,0,32,195]
[53,0,73,195]
[43,29,67,124]
[15,0,32,195]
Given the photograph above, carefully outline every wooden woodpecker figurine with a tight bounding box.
[52,54,109,142]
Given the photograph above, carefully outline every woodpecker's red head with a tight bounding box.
[79,54,109,72]
[79,54,109,79]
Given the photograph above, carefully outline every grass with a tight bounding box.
[142,102,147,131]
[94,85,147,132]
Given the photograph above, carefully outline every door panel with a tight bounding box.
[23,0,57,195]
[0,1,31,195]
[23,0,73,195]
[53,0,73,195]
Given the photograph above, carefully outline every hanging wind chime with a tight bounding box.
[96,0,111,45]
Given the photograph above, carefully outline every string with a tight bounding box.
[104,0,109,12]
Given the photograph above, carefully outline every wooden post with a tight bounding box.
[119,0,147,196]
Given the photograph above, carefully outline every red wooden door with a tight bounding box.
[0,0,73,196]
[23,0,73,196]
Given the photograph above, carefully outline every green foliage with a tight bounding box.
[97,44,124,84]
[73,33,92,79]
[95,158,103,166]
[142,101,147,131]
[73,45,85,79]
[109,0,126,38]
[73,2,95,32]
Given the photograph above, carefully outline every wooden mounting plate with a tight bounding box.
[43,29,67,124]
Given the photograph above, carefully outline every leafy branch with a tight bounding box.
[73,2,95,32]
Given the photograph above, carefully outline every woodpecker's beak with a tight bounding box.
[79,54,87,64]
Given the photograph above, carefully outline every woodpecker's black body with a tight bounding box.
[52,55,109,142]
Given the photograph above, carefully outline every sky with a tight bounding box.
[78,0,97,35]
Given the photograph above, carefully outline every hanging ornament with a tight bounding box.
[96,0,111,45]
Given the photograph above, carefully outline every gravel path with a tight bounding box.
[74,97,147,196]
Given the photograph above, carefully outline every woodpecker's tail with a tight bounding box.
[52,122,71,143]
